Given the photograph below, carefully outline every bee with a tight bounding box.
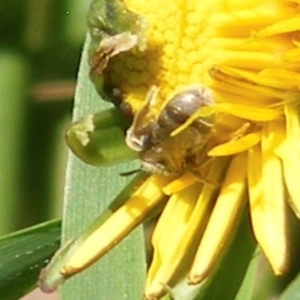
[126,85,215,175]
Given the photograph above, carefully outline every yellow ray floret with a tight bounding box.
[145,157,229,299]
[208,132,262,156]
[189,152,247,283]
[61,174,172,275]
[275,104,300,218]
[248,123,288,275]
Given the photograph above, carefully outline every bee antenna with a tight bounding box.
[119,168,141,177]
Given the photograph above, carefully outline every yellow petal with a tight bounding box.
[189,152,247,284]
[208,132,261,156]
[145,184,202,299]
[275,104,300,217]
[283,47,300,64]
[209,3,288,28]
[217,102,281,122]
[248,125,288,275]
[145,157,230,299]
[162,171,197,195]
[276,140,300,218]
[216,65,300,92]
[259,69,300,90]
[255,17,300,37]
[61,174,172,275]
[210,66,291,102]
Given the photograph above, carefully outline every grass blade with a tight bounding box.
[0,220,60,300]
[60,35,146,300]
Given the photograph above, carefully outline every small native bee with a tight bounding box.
[126,85,215,175]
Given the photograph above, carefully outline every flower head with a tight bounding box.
[101,0,300,291]
[42,0,300,299]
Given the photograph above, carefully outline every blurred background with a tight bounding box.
[0,0,90,298]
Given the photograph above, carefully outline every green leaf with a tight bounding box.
[193,211,257,300]
[59,35,146,300]
[0,220,60,300]
[234,248,259,300]
[280,272,300,300]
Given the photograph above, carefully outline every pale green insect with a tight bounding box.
[65,108,137,166]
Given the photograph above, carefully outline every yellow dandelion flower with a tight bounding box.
[40,0,300,299]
